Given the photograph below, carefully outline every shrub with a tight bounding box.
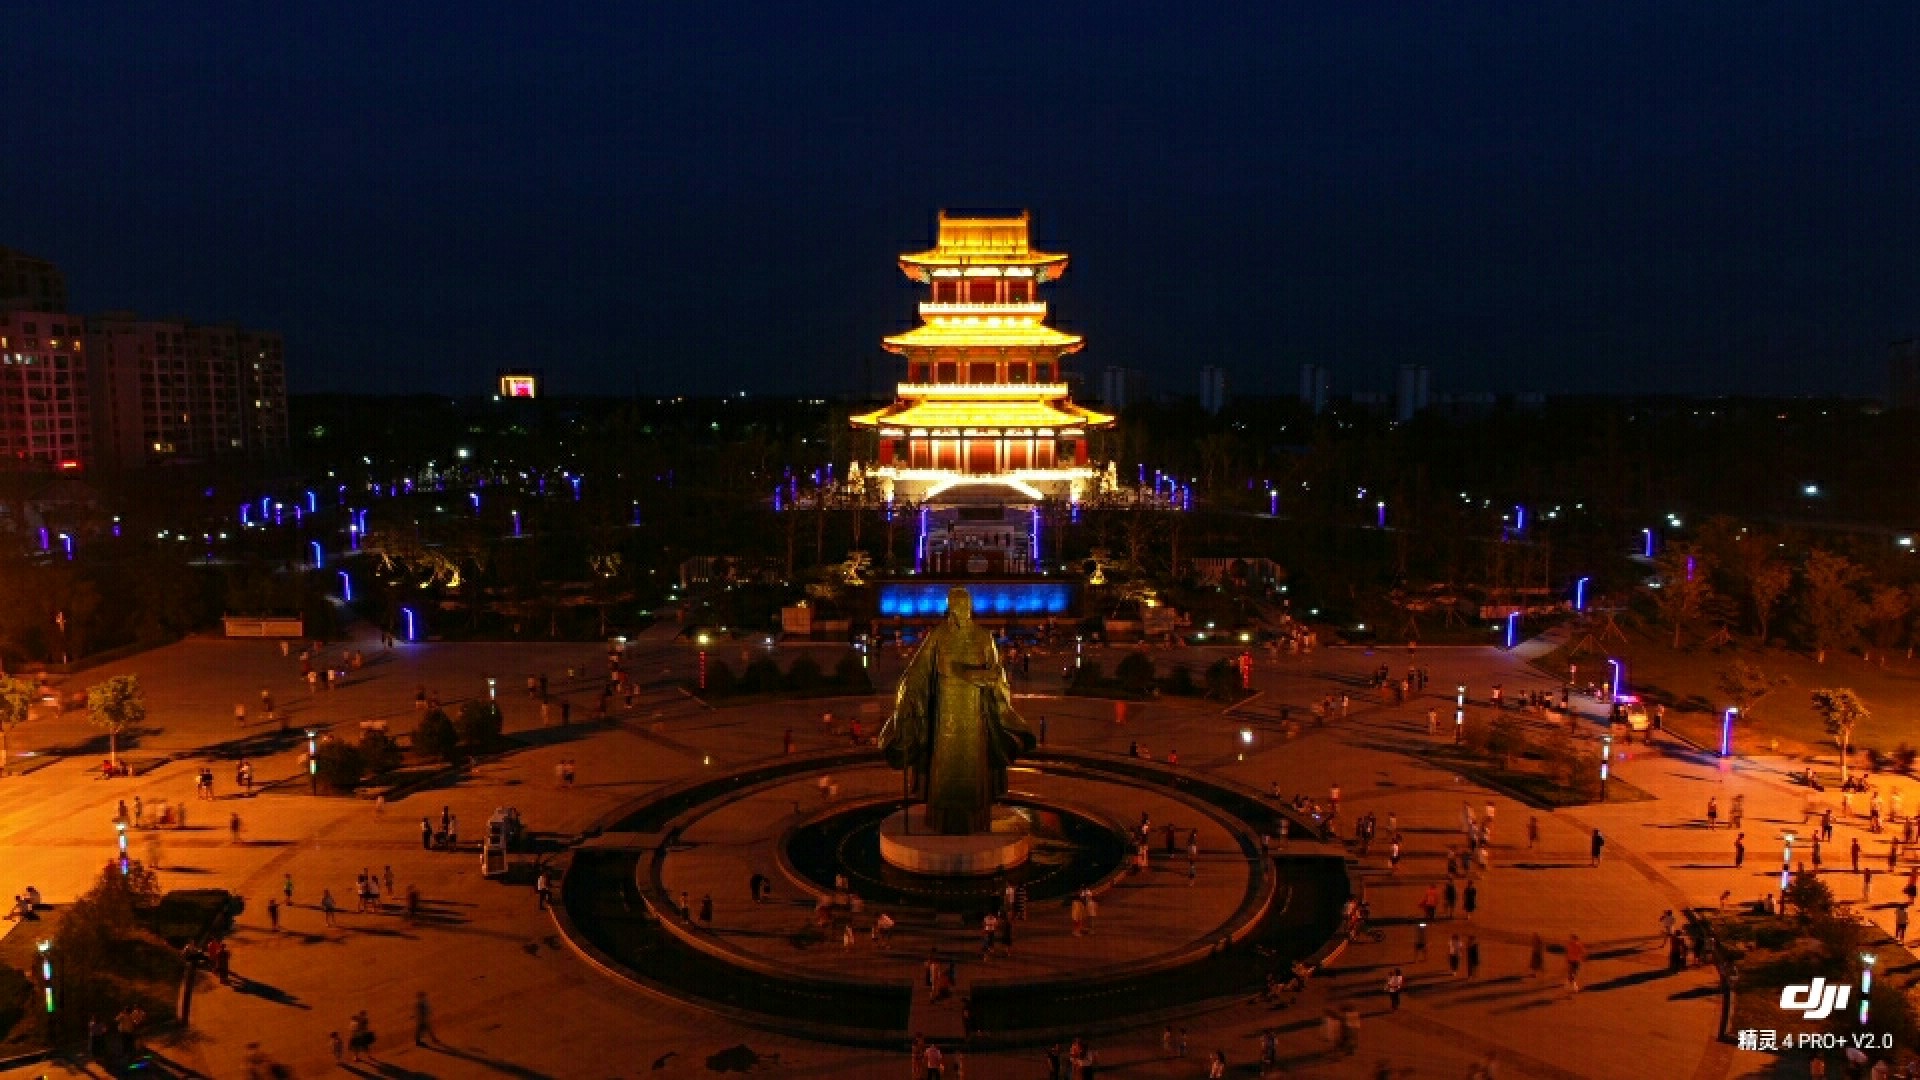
[744,656,784,694]
[1784,872,1835,919]
[1899,743,1919,775]
[457,700,504,748]
[416,708,460,763]
[1204,659,1239,701]
[834,652,871,692]
[1163,664,1196,696]
[1459,710,1493,754]
[314,737,365,791]
[1116,652,1156,695]
[358,728,403,776]
[704,659,735,696]
[786,654,824,691]
[0,963,28,1045]
[1070,660,1105,691]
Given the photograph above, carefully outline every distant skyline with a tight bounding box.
[4,3,1918,398]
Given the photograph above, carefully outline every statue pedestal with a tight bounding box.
[878,807,1031,876]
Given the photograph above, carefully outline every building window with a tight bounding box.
[936,362,957,384]
[968,362,995,384]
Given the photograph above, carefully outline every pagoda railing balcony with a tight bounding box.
[917,303,1047,317]
[893,383,1070,397]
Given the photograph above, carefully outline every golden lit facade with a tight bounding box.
[852,211,1114,506]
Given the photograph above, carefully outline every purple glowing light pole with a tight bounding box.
[1575,576,1590,612]
[570,476,581,501]
[1031,507,1041,567]
[1504,611,1519,649]
[260,496,271,516]
[401,607,418,642]
[631,501,641,526]
[59,534,73,561]
[1515,505,1526,531]
[240,505,251,525]
[1720,707,1737,758]
[1606,657,1625,701]
[1641,528,1655,558]
[915,505,929,573]
[111,519,120,538]
[511,510,522,538]
[1269,490,1278,516]
[348,525,360,553]
[1376,501,1387,529]
[309,541,323,568]
[1685,555,1696,581]
[772,488,783,512]
[470,492,481,512]
[338,571,353,602]
[306,491,317,513]
[37,528,48,552]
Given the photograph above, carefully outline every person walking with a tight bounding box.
[1590,829,1605,866]
[1466,935,1481,978]
[266,897,280,932]
[413,992,436,1045]
[1897,904,1910,945]
[1463,880,1479,920]
[1527,815,1540,849]
[1706,797,1719,830]
[1565,933,1587,994]
[1731,794,1745,830]
[1853,837,1863,874]
[536,871,552,910]
[1735,833,1747,868]
[320,889,337,927]
[283,873,295,907]
[1385,967,1404,1010]
[1528,932,1545,978]
[1443,878,1457,919]
[1447,933,1462,976]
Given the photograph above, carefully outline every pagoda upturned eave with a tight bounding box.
[849,398,1113,431]
[881,322,1084,352]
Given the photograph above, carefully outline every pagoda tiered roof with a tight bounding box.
[896,211,1070,280]
[881,321,1084,352]
[850,396,1112,432]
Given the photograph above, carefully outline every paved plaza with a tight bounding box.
[0,616,1888,1078]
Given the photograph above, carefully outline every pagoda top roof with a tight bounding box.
[898,210,1069,275]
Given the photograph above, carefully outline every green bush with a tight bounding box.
[314,737,364,791]
[416,708,460,763]
[1784,872,1836,919]
[1162,664,1196,696]
[1116,652,1156,695]
[744,656,784,694]
[1204,659,1239,701]
[786,654,824,691]
[834,651,869,690]
[457,700,503,747]
[358,728,402,776]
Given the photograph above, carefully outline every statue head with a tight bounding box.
[947,587,973,625]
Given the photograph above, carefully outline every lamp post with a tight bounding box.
[1454,685,1466,743]
[696,633,710,691]
[1600,729,1613,802]
[307,730,319,795]
[1605,658,1624,702]
[1781,831,1795,891]
[1504,611,1520,649]
[1238,727,1253,762]
[1861,953,1876,1025]
[116,821,128,875]
[37,940,53,1017]
[1574,576,1590,612]
[1641,528,1654,558]
[1720,707,1738,758]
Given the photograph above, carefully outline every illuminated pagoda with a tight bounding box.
[851,211,1117,575]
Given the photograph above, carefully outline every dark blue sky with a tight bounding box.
[5,3,1918,398]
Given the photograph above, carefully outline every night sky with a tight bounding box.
[5,3,1918,399]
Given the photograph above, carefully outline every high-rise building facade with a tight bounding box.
[0,247,68,313]
[0,310,90,468]
[87,314,288,468]
[1199,365,1229,414]
[1298,363,1330,413]
[1100,366,1149,409]
[1395,364,1431,422]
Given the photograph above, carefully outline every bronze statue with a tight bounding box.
[878,587,1037,834]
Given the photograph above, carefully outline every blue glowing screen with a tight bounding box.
[878,582,1073,617]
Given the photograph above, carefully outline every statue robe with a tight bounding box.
[879,615,1036,834]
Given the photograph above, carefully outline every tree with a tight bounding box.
[0,675,32,777]
[1810,688,1870,785]
[1746,560,1792,645]
[415,708,460,763]
[457,700,504,749]
[87,674,146,768]
[1800,550,1866,663]
[1716,659,1784,724]
[1117,652,1157,695]
[1651,548,1714,649]
[1866,585,1912,653]
[1204,658,1239,701]
[314,737,365,791]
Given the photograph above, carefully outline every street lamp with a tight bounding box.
[307,729,319,795]
[1641,528,1654,558]
[1861,953,1876,1025]
[1720,707,1738,758]
[1574,576,1590,612]
[1600,729,1613,801]
[1376,501,1387,529]
[696,632,711,691]
[1605,658,1624,702]
[116,821,128,875]
[37,940,53,1015]
[1454,685,1466,743]
[1781,831,1795,891]
[1504,612,1520,649]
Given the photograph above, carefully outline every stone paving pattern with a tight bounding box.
[0,618,1894,1077]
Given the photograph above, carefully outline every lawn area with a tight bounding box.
[1532,624,1920,765]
